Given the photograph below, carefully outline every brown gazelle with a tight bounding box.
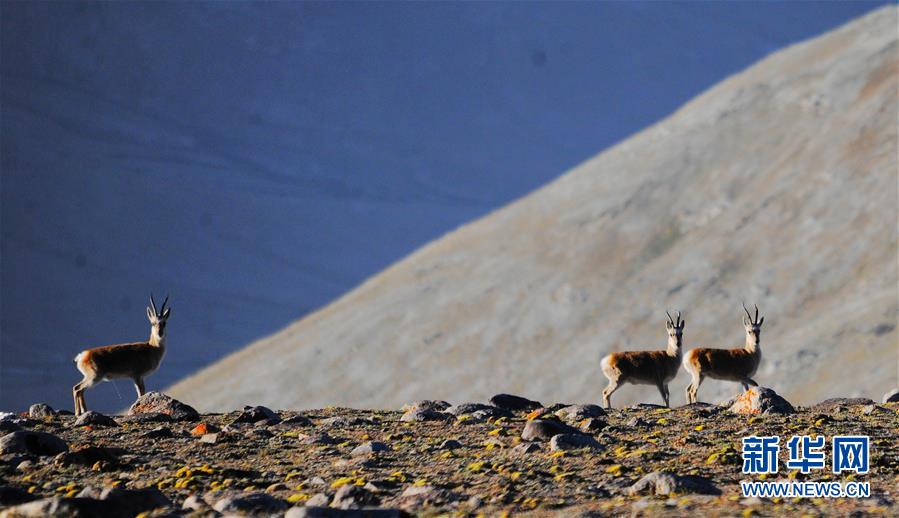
[601,311,685,408]
[72,295,170,416]
[684,303,763,404]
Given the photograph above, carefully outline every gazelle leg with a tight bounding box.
[602,379,621,409]
[73,381,84,416]
[134,377,146,398]
[658,383,669,407]
[687,374,704,404]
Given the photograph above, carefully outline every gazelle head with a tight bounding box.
[665,310,685,352]
[742,303,763,347]
[147,294,171,345]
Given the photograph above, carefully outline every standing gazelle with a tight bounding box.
[684,303,763,404]
[601,311,684,408]
[72,295,170,416]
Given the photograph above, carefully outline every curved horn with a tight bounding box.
[149,293,158,317]
[742,302,752,323]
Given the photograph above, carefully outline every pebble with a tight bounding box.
[351,441,390,456]
[628,471,721,496]
[400,408,451,422]
[280,415,314,427]
[231,405,281,425]
[511,442,541,455]
[27,403,54,419]
[401,400,451,413]
[555,404,605,421]
[579,417,607,432]
[439,439,462,450]
[331,485,375,509]
[299,432,336,445]
[549,433,603,451]
[213,491,288,514]
[143,426,173,438]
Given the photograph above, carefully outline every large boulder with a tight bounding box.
[628,471,721,496]
[728,387,794,415]
[128,392,199,421]
[0,431,68,456]
[27,404,54,419]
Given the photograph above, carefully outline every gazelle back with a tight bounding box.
[72,295,170,416]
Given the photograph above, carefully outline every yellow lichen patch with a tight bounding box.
[285,471,303,481]
[526,410,542,421]
[287,493,311,503]
[605,464,624,477]
[413,479,428,486]
[330,477,366,488]
[748,416,763,425]
[488,428,505,436]
[694,425,705,431]
[388,471,408,483]
[467,461,487,472]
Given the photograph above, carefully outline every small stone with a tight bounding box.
[331,484,376,509]
[549,433,603,451]
[521,419,580,441]
[400,408,451,422]
[626,417,651,427]
[200,433,220,444]
[489,394,542,411]
[74,411,119,427]
[862,404,885,415]
[351,441,390,456]
[55,445,118,467]
[280,415,314,427]
[27,404,54,419]
[728,387,794,415]
[76,486,102,499]
[628,471,721,496]
[16,460,35,472]
[287,506,404,517]
[883,389,899,404]
[299,432,335,445]
[143,426,173,438]
[99,487,171,516]
[439,439,462,450]
[511,442,541,455]
[213,491,288,514]
[401,400,451,413]
[0,431,68,456]
[232,405,281,425]
[305,493,330,507]
[182,494,211,511]
[555,404,605,421]
[128,391,199,421]
[579,418,607,432]
[267,482,289,493]
[444,403,512,419]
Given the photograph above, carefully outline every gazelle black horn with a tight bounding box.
[149,293,158,317]
[160,295,169,314]
[754,304,759,324]
[742,302,753,322]
[666,310,674,325]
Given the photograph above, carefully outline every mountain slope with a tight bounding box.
[171,6,898,411]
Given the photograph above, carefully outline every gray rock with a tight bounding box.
[182,494,211,511]
[232,405,281,424]
[813,397,876,409]
[213,491,288,514]
[200,433,221,444]
[579,418,607,432]
[444,403,512,419]
[98,487,171,516]
[115,412,171,424]
[489,394,542,411]
[55,445,118,467]
[0,486,36,506]
[142,426,173,438]
[628,472,721,496]
[521,419,580,441]
[351,441,390,456]
[401,400,450,413]
[0,421,22,433]
[287,507,405,517]
[400,408,451,422]
[299,432,336,445]
[626,417,651,427]
[305,493,330,507]
[0,431,68,456]
[883,389,899,404]
[128,392,199,421]
[73,411,118,427]
[555,404,605,421]
[549,433,603,451]
[331,485,376,509]
[0,496,109,517]
[280,414,314,427]
[728,387,794,415]
[439,439,462,450]
[28,404,54,419]
[512,442,541,455]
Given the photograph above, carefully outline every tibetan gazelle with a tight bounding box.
[601,311,684,408]
[72,295,170,416]
[684,303,763,404]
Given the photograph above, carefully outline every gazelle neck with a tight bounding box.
[744,334,759,354]
[667,337,682,357]
[149,327,166,347]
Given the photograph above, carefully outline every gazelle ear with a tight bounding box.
[666,321,673,329]
[146,306,155,321]
[679,320,686,329]
[758,316,764,326]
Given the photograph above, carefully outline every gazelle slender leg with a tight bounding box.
[75,379,95,416]
[602,379,621,409]
[657,383,669,407]
[687,374,704,404]
[134,377,146,398]
[73,381,85,416]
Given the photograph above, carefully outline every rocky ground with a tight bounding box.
[1,390,897,517]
